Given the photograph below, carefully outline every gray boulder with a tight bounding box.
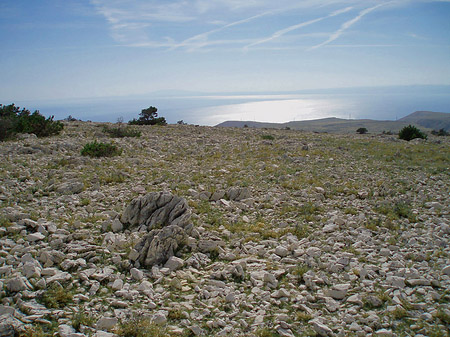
[122,192,193,268]
[226,187,251,201]
[132,225,187,267]
[56,181,84,195]
[0,314,24,337]
[121,192,191,230]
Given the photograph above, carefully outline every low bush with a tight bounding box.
[261,134,275,140]
[115,316,167,337]
[431,128,449,136]
[37,284,73,309]
[398,125,427,141]
[81,141,122,157]
[103,125,141,138]
[356,127,368,134]
[0,103,63,141]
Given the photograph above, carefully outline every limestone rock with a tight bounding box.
[6,277,28,293]
[56,181,84,195]
[96,317,118,331]
[132,225,187,267]
[0,314,24,337]
[120,192,191,230]
[164,256,184,271]
[226,187,251,201]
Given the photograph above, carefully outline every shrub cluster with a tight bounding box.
[0,103,63,141]
[431,128,449,136]
[103,125,141,138]
[81,141,122,157]
[398,125,427,141]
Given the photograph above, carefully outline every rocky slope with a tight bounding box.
[0,122,449,336]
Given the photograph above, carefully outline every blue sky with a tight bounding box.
[0,0,449,123]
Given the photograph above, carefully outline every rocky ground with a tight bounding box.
[0,121,449,337]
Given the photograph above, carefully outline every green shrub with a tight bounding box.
[37,284,73,309]
[261,134,275,140]
[72,308,95,332]
[0,103,63,141]
[103,125,141,138]
[398,125,427,141]
[356,127,368,134]
[115,316,167,337]
[431,128,449,136]
[81,141,122,157]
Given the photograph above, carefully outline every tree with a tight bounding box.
[129,106,167,126]
[356,127,368,134]
[398,125,427,141]
[140,106,158,123]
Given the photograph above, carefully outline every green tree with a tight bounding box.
[129,106,167,126]
[356,127,368,134]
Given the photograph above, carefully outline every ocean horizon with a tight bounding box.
[4,85,449,126]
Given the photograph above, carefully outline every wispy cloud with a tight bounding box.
[244,6,353,51]
[309,3,387,50]
[90,0,431,52]
[171,11,273,51]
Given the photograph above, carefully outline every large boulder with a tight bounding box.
[122,192,193,268]
[121,192,191,230]
[132,225,187,267]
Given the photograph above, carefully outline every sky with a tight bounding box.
[1,0,449,123]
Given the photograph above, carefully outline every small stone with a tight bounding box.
[310,320,333,336]
[129,249,139,261]
[347,294,363,306]
[327,284,350,300]
[94,331,116,337]
[375,328,394,337]
[271,288,290,298]
[442,265,450,276]
[58,324,76,337]
[164,256,184,272]
[323,224,337,233]
[6,277,28,292]
[306,247,321,257]
[130,268,144,281]
[152,311,167,325]
[111,300,128,308]
[264,272,278,286]
[275,246,289,257]
[406,278,431,287]
[111,219,123,232]
[386,276,405,289]
[27,232,45,242]
[111,278,124,291]
[96,317,118,331]
[225,293,235,303]
[277,327,295,337]
[349,322,361,331]
[324,297,339,312]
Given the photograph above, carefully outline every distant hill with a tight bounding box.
[216,111,449,133]
[398,111,450,131]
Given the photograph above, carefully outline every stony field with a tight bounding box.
[0,122,449,337]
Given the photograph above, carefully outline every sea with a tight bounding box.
[7,86,450,126]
